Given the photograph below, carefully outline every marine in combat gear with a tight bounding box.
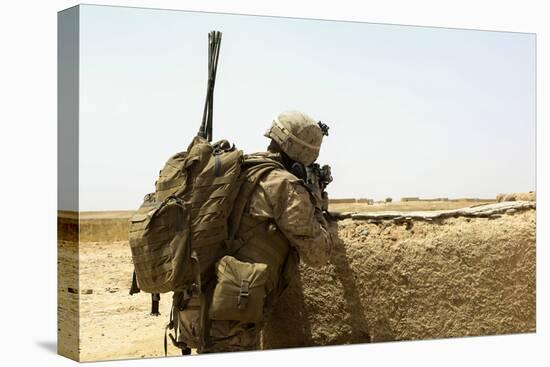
[173,110,334,353]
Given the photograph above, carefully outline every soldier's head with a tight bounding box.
[264,110,328,166]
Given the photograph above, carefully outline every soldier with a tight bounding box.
[174,110,334,353]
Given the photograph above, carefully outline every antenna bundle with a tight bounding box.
[198,31,222,142]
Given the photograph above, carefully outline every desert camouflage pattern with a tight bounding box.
[264,111,325,166]
[176,166,333,352]
[248,168,332,267]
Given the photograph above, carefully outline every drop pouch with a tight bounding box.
[209,255,268,323]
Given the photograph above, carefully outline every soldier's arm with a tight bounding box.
[263,172,333,267]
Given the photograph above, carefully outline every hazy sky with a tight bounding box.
[78,5,535,211]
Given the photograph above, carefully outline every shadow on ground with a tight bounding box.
[36,340,57,354]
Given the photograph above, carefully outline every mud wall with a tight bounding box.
[262,203,536,348]
[78,218,129,242]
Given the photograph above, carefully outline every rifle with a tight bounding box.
[197,31,222,142]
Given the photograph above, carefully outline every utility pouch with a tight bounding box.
[209,256,268,323]
[129,196,193,294]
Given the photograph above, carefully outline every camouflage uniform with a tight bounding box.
[175,111,333,353]
[247,168,332,268]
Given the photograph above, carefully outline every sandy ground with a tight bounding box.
[57,240,79,360]
[77,241,183,361]
[329,200,494,213]
[58,199,535,361]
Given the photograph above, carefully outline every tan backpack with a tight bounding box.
[128,135,284,316]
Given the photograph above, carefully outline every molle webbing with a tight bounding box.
[155,152,188,201]
[227,159,285,252]
[130,136,245,296]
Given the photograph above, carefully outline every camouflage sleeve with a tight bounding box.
[260,170,333,267]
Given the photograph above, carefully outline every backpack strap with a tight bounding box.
[197,280,216,353]
[129,270,140,295]
[226,158,284,253]
[227,220,272,255]
[164,289,193,356]
[164,306,174,356]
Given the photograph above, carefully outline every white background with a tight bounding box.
[0,0,547,366]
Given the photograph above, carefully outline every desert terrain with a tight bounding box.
[58,195,536,361]
[329,199,495,213]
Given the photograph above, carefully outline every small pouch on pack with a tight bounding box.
[209,256,268,323]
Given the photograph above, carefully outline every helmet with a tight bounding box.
[264,111,325,166]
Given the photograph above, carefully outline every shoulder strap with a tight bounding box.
[226,156,284,253]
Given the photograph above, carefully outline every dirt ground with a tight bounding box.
[78,241,183,361]
[57,199,536,361]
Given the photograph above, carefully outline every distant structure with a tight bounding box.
[357,198,374,205]
[329,198,356,204]
[328,198,374,205]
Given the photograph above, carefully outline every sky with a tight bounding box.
[77,4,535,211]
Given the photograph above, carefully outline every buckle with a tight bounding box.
[238,279,250,309]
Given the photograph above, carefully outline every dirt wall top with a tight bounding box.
[331,201,535,222]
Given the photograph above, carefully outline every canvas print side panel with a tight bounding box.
[57,5,80,362]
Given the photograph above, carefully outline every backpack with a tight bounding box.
[128,135,284,349]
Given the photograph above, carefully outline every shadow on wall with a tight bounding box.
[326,220,372,343]
[262,220,372,349]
